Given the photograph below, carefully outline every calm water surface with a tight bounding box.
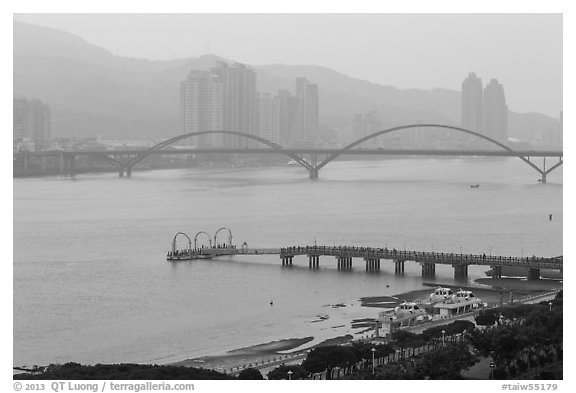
[13,158,562,366]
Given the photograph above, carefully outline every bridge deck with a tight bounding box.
[167,245,562,270]
[279,246,562,269]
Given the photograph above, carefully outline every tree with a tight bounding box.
[390,330,425,347]
[417,343,478,379]
[350,342,394,361]
[14,363,235,380]
[238,367,264,380]
[302,346,358,379]
[266,365,308,380]
[475,309,500,326]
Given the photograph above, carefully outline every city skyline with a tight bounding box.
[12,14,562,117]
[461,72,509,145]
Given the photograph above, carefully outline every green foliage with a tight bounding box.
[469,301,563,379]
[421,320,475,341]
[14,363,235,380]
[475,309,500,326]
[416,343,478,379]
[302,345,358,376]
[266,365,308,380]
[500,304,541,320]
[237,367,264,380]
[390,330,426,347]
[350,342,395,360]
[375,363,415,380]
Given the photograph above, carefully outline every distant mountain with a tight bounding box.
[14,21,191,72]
[13,21,560,143]
[257,64,460,123]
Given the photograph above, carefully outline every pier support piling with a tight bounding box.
[394,260,405,275]
[453,264,468,280]
[491,265,502,279]
[364,258,380,272]
[421,263,436,278]
[308,255,319,269]
[338,257,352,270]
[527,268,541,280]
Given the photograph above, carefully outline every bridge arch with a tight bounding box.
[127,130,313,173]
[314,124,546,177]
[172,232,192,254]
[214,227,233,247]
[194,231,213,250]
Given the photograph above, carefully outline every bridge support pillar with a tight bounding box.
[541,172,547,184]
[394,260,405,275]
[453,264,468,280]
[59,155,66,174]
[119,169,124,177]
[281,256,293,266]
[309,168,319,179]
[421,263,435,278]
[308,255,319,269]
[527,268,540,280]
[126,167,132,178]
[491,265,502,279]
[67,156,76,177]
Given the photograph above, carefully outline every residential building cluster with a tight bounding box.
[179,62,319,148]
[13,97,51,152]
[461,72,508,144]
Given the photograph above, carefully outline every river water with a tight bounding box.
[13,158,562,367]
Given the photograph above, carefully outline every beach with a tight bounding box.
[172,276,562,372]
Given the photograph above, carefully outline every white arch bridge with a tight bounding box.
[15,124,563,183]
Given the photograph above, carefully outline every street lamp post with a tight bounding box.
[287,370,293,380]
[371,347,376,375]
[441,330,446,346]
[549,301,553,312]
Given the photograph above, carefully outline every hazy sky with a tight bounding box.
[13,13,562,117]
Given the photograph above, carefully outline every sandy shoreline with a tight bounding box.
[172,277,562,372]
[172,337,314,370]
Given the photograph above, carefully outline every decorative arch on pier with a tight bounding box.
[127,131,313,172]
[214,227,233,247]
[194,231,213,249]
[314,124,553,177]
[172,232,192,254]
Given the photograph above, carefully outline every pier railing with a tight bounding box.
[169,243,562,270]
[280,245,562,269]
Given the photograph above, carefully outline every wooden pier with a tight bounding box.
[167,241,562,281]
